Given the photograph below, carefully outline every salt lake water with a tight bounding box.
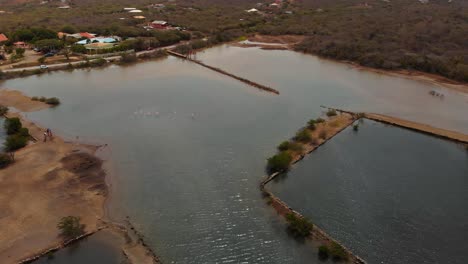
[1,45,467,263]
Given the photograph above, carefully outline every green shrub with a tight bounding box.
[0,105,8,115]
[326,109,337,117]
[330,242,348,261]
[31,96,38,101]
[285,213,313,238]
[353,124,359,131]
[18,127,29,137]
[39,96,46,102]
[4,134,28,151]
[318,245,330,260]
[57,216,85,239]
[120,53,138,63]
[277,141,290,151]
[4,117,22,135]
[307,119,316,130]
[294,129,311,142]
[0,153,13,169]
[267,151,292,173]
[316,118,325,123]
[90,58,107,67]
[45,97,60,106]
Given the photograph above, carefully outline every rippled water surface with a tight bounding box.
[269,120,468,264]
[1,45,467,263]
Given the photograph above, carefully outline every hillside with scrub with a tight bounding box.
[0,0,466,82]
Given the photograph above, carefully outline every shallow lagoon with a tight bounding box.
[270,120,468,264]
[1,45,467,263]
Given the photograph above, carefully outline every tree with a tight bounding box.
[57,216,85,239]
[34,39,64,52]
[267,151,292,173]
[61,25,77,34]
[285,213,313,238]
[294,129,311,142]
[277,141,290,151]
[0,153,13,169]
[71,44,86,54]
[4,134,28,151]
[330,242,348,261]
[0,105,8,115]
[38,57,46,64]
[4,117,22,135]
[307,119,316,130]
[318,245,330,260]
[15,48,25,57]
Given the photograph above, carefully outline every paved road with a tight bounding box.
[1,44,179,73]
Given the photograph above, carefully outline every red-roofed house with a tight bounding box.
[0,33,8,43]
[79,32,95,39]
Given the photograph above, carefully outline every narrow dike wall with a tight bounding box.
[18,227,107,264]
[261,108,468,264]
[260,113,366,264]
[167,51,280,95]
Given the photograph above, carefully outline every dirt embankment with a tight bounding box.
[0,89,50,112]
[0,112,107,264]
[0,92,158,264]
[365,113,468,144]
[261,113,365,263]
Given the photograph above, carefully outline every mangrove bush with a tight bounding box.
[285,213,313,238]
[294,129,311,143]
[4,134,28,151]
[267,151,292,173]
[0,153,13,169]
[4,117,21,135]
[57,216,85,239]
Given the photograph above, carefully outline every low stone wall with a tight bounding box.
[260,113,365,263]
[167,50,280,95]
[18,227,107,264]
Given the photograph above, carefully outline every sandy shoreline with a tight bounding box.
[239,35,468,94]
[0,91,158,263]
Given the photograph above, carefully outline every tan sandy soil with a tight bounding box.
[365,113,468,143]
[0,89,50,112]
[0,113,107,264]
[290,113,355,163]
[0,91,159,263]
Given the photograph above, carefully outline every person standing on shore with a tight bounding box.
[43,132,47,142]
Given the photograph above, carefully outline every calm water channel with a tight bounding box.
[269,120,468,264]
[1,45,467,263]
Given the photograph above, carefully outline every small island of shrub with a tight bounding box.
[32,96,61,106]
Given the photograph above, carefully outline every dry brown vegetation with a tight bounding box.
[0,0,466,82]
